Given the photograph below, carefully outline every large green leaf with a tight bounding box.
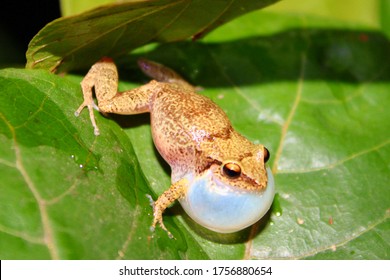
[0,69,208,259]
[26,0,278,73]
[1,11,390,259]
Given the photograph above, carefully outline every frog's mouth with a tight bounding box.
[179,167,275,233]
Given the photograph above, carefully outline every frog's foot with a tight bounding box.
[146,194,174,239]
[146,179,187,239]
[75,97,100,136]
[151,210,175,239]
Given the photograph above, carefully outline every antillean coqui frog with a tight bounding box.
[75,58,275,238]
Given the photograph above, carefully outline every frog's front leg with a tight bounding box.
[149,178,188,238]
[75,57,154,135]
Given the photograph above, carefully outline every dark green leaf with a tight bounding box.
[2,11,390,259]
[0,69,207,259]
[26,0,279,73]
[380,0,390,38]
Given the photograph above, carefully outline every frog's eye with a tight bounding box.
[264,147,270,163]
[222,162,242,178]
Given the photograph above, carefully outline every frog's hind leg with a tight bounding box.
[76,57,155,135]
[75,57,119,135]
[137,58,195,91]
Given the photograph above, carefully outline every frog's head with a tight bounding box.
[215,144,270,191]
[179,144,275,233]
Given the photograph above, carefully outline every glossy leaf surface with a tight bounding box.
[26,0,278,73]
[1,11,390,259]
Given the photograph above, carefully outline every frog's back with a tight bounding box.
[149,83,233,168]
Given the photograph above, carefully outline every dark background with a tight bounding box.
[0,0,61,66]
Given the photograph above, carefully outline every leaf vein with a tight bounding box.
[298,211,389,259]
[277,138,390,174]
[272,53,306,174]
[45,0,185,69]
[0,112,59,259]
[0,223,44,244]
[116,205,141,259]
[0,158,16,168]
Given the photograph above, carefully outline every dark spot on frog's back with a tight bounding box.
[209,126,233,140]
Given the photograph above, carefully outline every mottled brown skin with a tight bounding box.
[76,58,269,237]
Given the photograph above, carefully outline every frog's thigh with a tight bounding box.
[82,58,119,102]
[98,81,158,114]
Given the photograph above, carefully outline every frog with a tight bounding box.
[75,57,275,238]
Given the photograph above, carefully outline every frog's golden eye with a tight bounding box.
[264,147,270,163]
[222,162,242,178]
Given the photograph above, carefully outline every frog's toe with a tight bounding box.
[147,194,175,239]
[150,218,174,239]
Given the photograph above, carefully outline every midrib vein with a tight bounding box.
[272,54,306,174]
[245,53,307,259]
[0,112,59,259]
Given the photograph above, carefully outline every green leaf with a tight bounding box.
[266,0,380,28]
[26,0,279,73]
[2,11,390,259]
[60,0,116,16]
[0,69,207,259]
[380,0,390,38]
